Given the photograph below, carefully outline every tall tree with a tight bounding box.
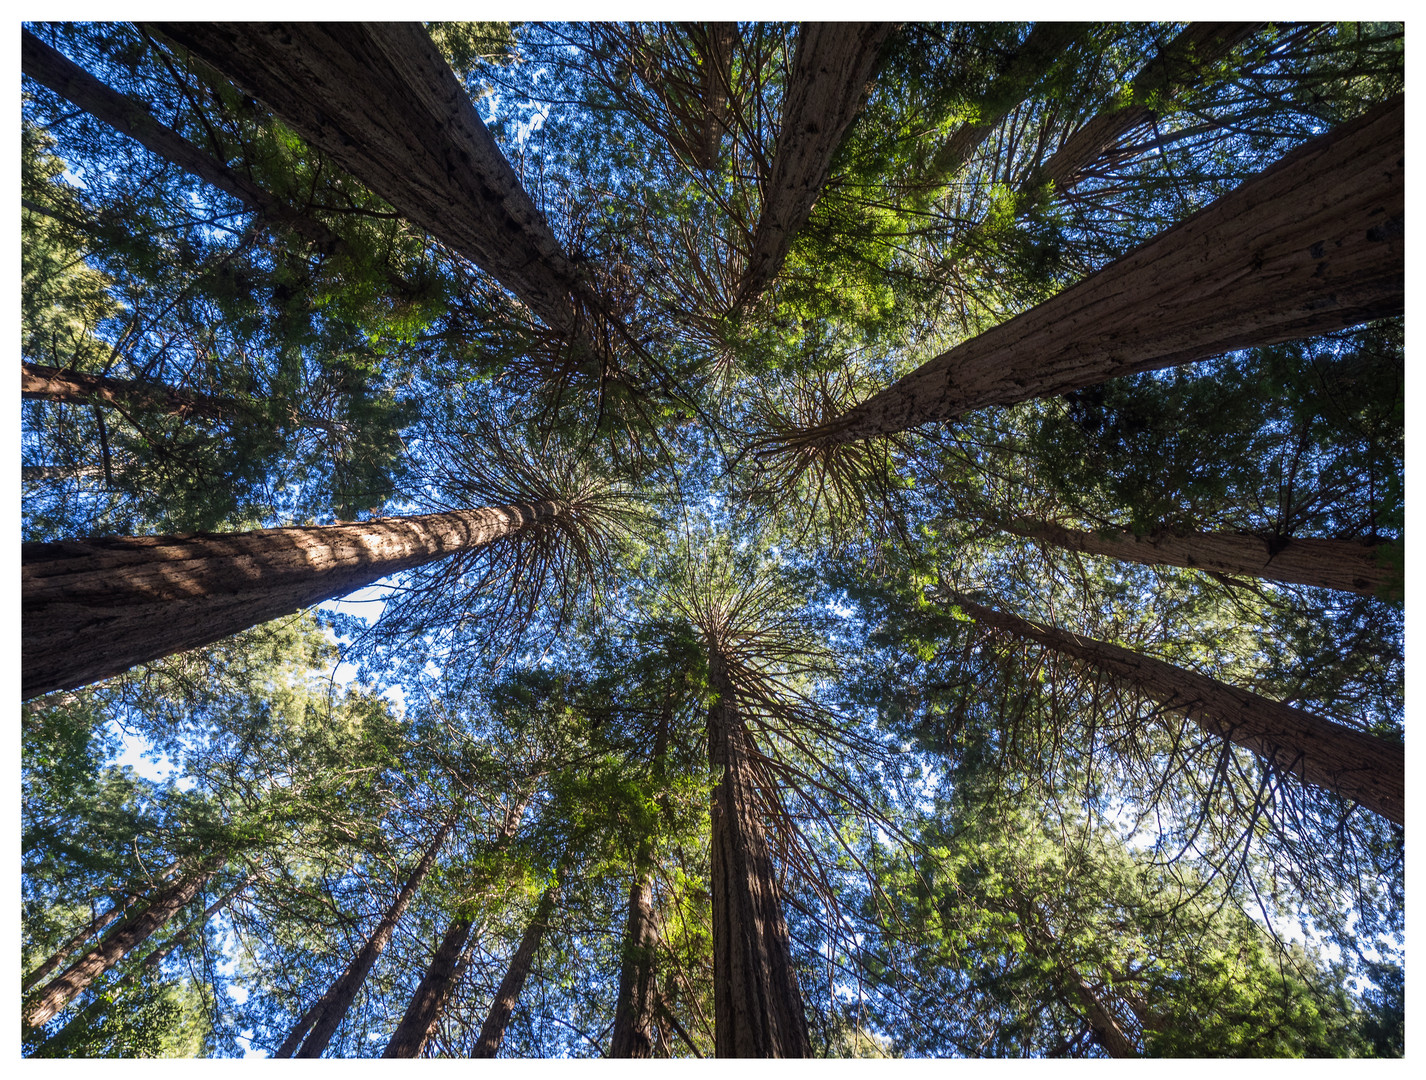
[471,880,561,1058]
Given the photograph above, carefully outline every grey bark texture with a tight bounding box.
[151,22,589,335]
[820,94,1403,441]
[953,594,1404,824]
[707,651,812,1057]
[1002,519,1403,599]
[733,22,896,310]
[285,815,455,1058]
[23,500,562,699]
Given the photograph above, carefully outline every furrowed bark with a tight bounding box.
[1003,519,1403,599]
[21,29,344,253]
[707,651,811,1057]
[22,500,563,699]
[289,814,455,1058]
[22,898,133,993]
[471,883,559,1058]
[151,22,587,335]
[952,594,1404,824]
[382,796,528,1058]
[1027,23,1264,195]
[732,22,896,310]
[821,94,1402,441]
[924,22,1091,189]
[22,362,234,422]
[23,864,216,1031]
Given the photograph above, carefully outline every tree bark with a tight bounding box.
[707,650,812,1057]
[732,23,896,311]
[471,882,559,1058]
[22,464,105,484]
[21,897,133,993]
[22,362,234,422]
[32,873,255,1056]
[22,500,563,699]
[1026,23,1265,196]
[382,796,529,1058]
[21,29,345,253]
[924,22,1092,190]
[22,863,215,1031]
[285,814,455,1058]
[151,22,588,336]
[815,94,1403,442]
[1002,518,1404,599]
[952,593,1404,824]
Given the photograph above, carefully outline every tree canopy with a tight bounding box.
[19,20,1404,1059]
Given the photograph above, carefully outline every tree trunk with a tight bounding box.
[610,703,671,1058]
[732,22,896,311]
[22,499,563,699]
[1002,518,1404,599]
[151,22,588,336]
[22,897,134,993]
[32,873,255,1055]
[22,863,215,1031]
[691,23,738,170]
[471,882,559,1058]
[20,29,345,253]
[1027,23,1264,196]
[382,795,529,1058]
[284,814,455,1058]
[952,593,1404,824]
[814,94,1402,442]
[22,464,106,484]
[707,650,812,1057]
[22,362,234,422]
[923,22,1091,190]
[381,915,473,1059]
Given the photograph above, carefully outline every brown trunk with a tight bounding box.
[21,29,346,253]
[22,864,215,1031]
[693,23,738,170]
[925,23,1091,189]
[471,882,559,1058]
[286,814,454,1058]
[22,362,234,422]
[1028,23,1264,196]
[152,23,587,335]
[733,23,896,310]
[707,651,811,1057]
[382,795,528,1058]
[1003,519,1403,599]
[381,915,473,1058]
[22,898,133,993]
[22,500,563,699]
[32,874,255,1055]
[818,94,1402,442]
[953,594,1404,824]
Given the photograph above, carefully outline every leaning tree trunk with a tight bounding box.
[22,862,216,1031]
[922,22,1091,191]
[152,23,589,337]
[32,873,256,1056]
[471,882,560,1058]
[732,22,896,311]
[706,651,812,1057]
[21,894,137,993]
[382,796,530,1058]
[22,362,234,422]
[1001,518,1404,599]
[952,594,1404,824]
[282,814,455,1058]
[1026,23,1264,196]
[22,500,563,699]
[813,94,1402,442]
[20,30,344,253]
